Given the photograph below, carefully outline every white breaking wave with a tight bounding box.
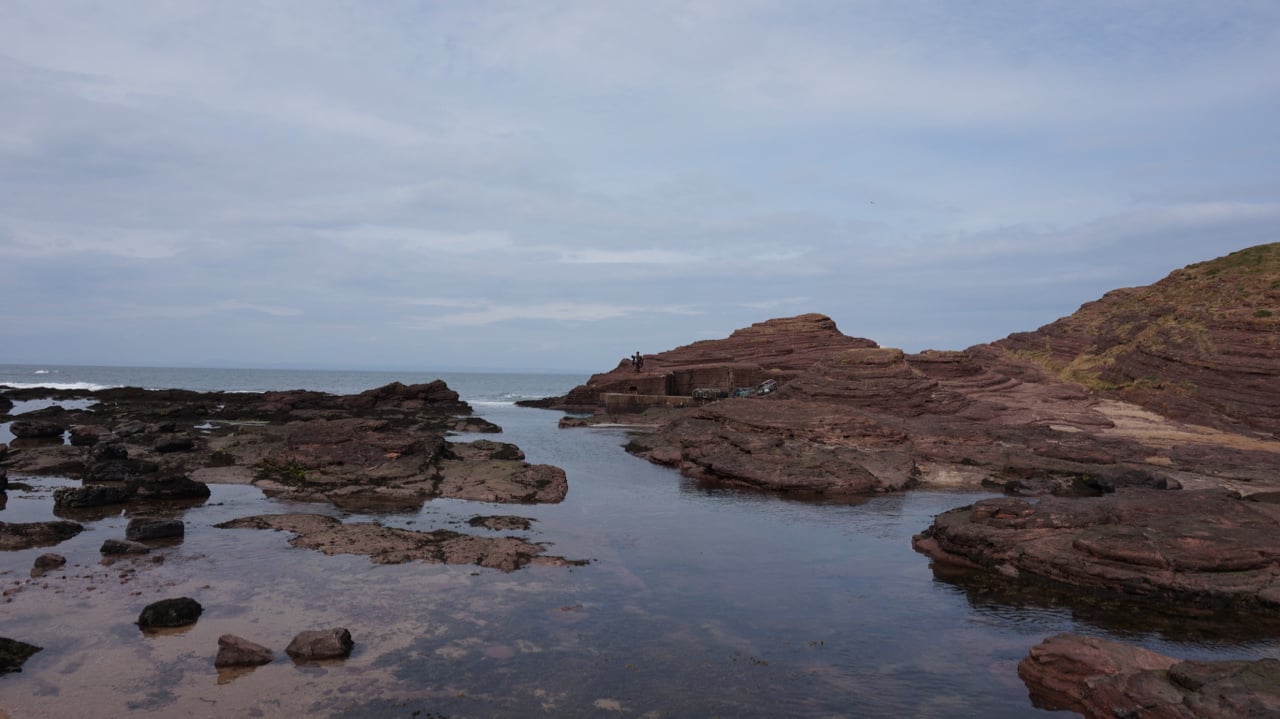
[0,381,117,392]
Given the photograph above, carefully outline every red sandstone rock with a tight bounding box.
[217,513,585,571]
[1019,633,1280,718]
[913,488,1280,613]
[992,243,1280,437]
[545,313,877,409]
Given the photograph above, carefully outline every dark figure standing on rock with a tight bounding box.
[632,351,644,372]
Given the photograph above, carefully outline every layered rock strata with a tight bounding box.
[912,488,1280,614]
[1018,633,1280,718]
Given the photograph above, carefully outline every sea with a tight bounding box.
[2,363,1277,718]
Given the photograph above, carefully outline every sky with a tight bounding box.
[2,1,1279,372]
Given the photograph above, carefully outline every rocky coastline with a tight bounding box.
[532,242,1280,717]
[4,243,1279,716]
[0,379,582,680]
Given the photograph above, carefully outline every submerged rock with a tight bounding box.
[101,538,151,555]
[1019,633,1280,718]
[125,517,184,541]
[138,597,203,629]
[468,515,534,531]
[0,637,42,674]
[217,513,586,571]
[0,521,84,551]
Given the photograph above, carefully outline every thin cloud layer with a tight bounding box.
[2,1,1278,371]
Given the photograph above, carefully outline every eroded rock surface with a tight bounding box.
[217,513,586,571]
[1019,633,1280,718]
[0,380,567,510]
[581,249,1280,497]
[995,243,1280,437]
[912,488,1280,614]
[0,521,84,551]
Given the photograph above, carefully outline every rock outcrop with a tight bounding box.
[599,247,1280,497]
[529,313,877,411]
[912,488,1280,614]
[625,328,1280,496]
[217,513,587,571]
[1019,633,1280,718]
[1,380,567,510]
[994,242,1280,437]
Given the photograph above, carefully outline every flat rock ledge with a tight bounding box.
[1018,633,1280,718]
[912,488,1280,615]
[0,521,84,551]
[217,514,587,572]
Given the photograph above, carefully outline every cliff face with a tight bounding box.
[992,243,1280,436]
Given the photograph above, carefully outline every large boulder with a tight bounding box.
[1019,633,1280,718]
[9,419,66,439]
[137,597,203,629]
[285,628,353,661]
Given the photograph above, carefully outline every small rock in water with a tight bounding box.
[31,553,66,577]
[215,634,274,667]
[285,628,354,661]
[0,637,42,674]
[138,597,203,629]
[126,517,184,542]
[101,539,151,555]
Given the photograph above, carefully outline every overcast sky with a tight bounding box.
[2,1,1278,372]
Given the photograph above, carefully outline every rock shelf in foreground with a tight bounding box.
[217,513,587,572]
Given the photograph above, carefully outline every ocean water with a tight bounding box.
[2,364,1278,718]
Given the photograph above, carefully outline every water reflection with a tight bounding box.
[2,404,1278,718]
[931,562,1280,650]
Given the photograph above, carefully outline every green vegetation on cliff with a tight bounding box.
[995,242,1280,434]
